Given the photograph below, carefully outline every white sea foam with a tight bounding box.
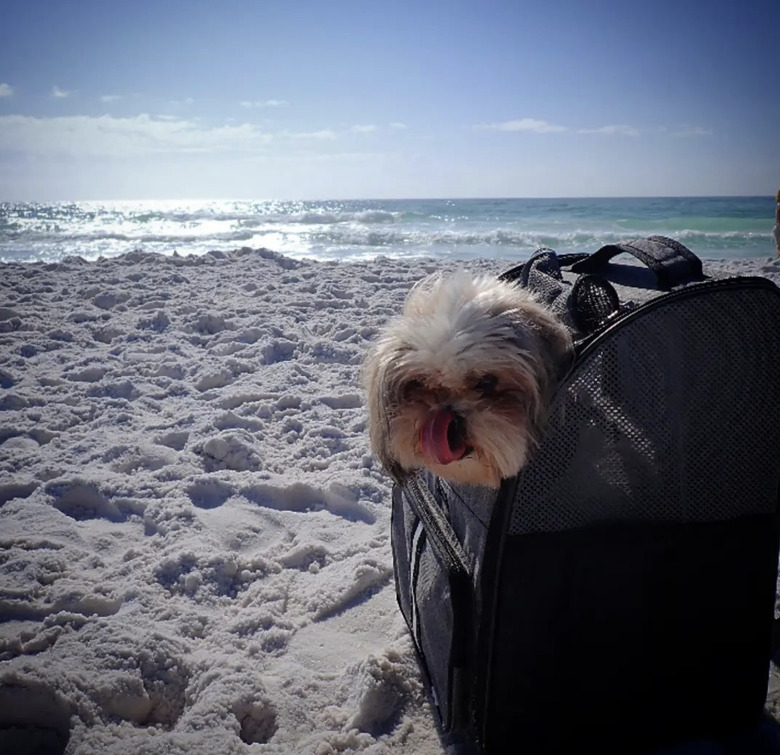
[1,197,777,263]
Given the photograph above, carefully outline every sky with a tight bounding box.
[0,0,778,201]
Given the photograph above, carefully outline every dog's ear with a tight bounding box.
[361,346,385,454]
[506,297,572,381]
[534,316,573,381]
[362,343,402,478]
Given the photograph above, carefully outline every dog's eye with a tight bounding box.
[402,379,424,398]
[474,373,498,397]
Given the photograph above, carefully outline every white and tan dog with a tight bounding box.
[363,272,572,488]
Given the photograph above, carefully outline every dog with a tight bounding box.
[363,272,573,488]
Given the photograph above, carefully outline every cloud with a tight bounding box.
[51,86,72,99]
[390,122,408,130]
[101,94,122,103]
[287,129,337,140]
[577,124,640,136]
[474,118,568,134]
[167,97,194,107]
[351,124,377,134]
[475,118,707,140]
[0,113,272,158]
[239,99,289,108]
[0,83,13,98]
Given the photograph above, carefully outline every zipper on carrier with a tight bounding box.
[403,473,475,732]
[405,473,471,581]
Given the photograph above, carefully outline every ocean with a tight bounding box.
[0,196,776,264]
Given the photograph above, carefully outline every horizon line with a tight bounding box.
[0,193,774,204]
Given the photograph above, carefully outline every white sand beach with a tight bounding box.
[2,247,780,754]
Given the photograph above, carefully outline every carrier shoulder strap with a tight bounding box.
[500,236,705,339]
[569,235,705,291]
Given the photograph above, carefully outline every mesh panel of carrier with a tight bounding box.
[510,285,780,535]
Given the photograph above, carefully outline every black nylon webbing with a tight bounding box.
[570,236,704,290]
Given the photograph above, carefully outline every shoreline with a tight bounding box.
[3,196,777,266]
[4,243,780,269]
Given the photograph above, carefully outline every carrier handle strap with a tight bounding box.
[569,236,704,291]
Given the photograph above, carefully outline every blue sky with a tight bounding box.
[0,0,777,200]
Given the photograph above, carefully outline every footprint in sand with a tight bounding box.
[44,479,142,523]
[0,481,38,507]
[242,481,375,524]
[0,679,71,755]
[186,477,234,509]
[234,696,278,745]
[196,430,263,472]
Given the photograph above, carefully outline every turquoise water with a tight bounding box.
[0,196,776,263]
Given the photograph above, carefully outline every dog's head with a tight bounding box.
[363,272,572,488]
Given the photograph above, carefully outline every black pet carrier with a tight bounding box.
[390,237,780,754]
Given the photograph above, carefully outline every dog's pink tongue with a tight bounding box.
[420,409,467,465]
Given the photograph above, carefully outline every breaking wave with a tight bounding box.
[1,197,774,263]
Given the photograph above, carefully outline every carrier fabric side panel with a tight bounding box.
[391,483,460,729]
[391,475,487,734]
[485,518,779,754]
[481,282,780,754]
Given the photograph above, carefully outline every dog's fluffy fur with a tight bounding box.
[363,272,572,488]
